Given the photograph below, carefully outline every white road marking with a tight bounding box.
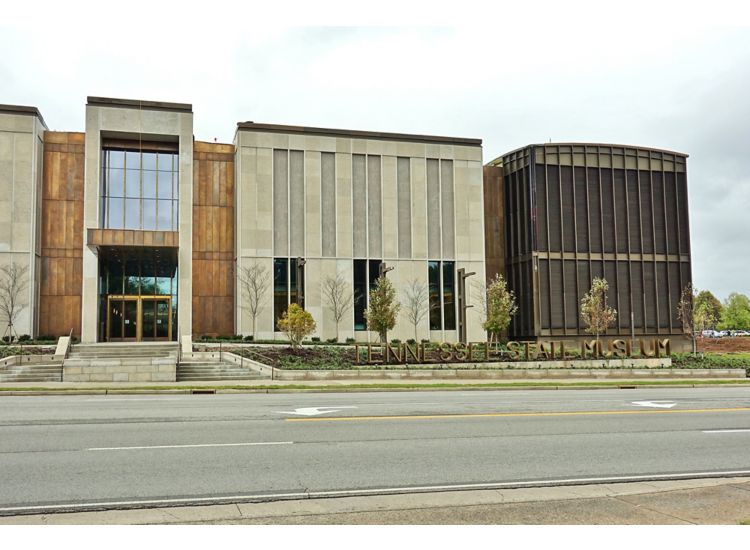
[631,401,676,409]
[87,441,293,451]
[276,406,358,416]
[3,469,750,514]
[702,429,750,434]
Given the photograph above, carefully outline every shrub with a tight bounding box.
[243,335,254,342]
[345,337,355,344]
[277,303,317,348]
[390,338,401,345]
[326,337,338,344]
[18,334,31,342]
[311,337,321,343]
[406,339,417,345]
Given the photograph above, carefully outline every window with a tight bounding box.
[101,148,179,231]
[273,258,305,331]
[428,260,456,331]
[353,259,382,331]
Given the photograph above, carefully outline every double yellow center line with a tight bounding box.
[286,407,750,422]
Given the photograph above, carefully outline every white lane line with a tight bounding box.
[3,469,750,514]
[87,441,293,451]
[702,429,750,434]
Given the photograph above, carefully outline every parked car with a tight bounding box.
[701,330,717,338]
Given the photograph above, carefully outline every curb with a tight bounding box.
[1,382,749,396]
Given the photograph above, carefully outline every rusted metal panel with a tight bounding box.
[192,142,235,337]
[39,132,85,337]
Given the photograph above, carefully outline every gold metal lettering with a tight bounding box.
[582,340,599,358]
[454,342,468,361]
[657,339,670,357]
[439,343,453,362]
[612,339,627,358]
[386,343,402,364]
[404,342,420,363]
[639,339,656,357]
[506,341,521,360]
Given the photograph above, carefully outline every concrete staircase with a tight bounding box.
[67,342,178,360]
[177,359,265,382]
[64,342,178,382]
[0,362,63,382]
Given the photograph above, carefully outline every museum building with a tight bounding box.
[0,97,486,344]
[484,144,692,347]
[0,97,691,347]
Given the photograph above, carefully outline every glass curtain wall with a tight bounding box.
[428,260,456,330]
[98,248,178,341]
[353,259,382,331]
[101,148,179,231]
[273,258,305,331]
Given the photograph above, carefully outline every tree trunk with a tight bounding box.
[380,330,386,343]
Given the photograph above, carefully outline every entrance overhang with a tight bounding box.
[87,229,179,254]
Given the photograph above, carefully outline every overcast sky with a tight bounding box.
[2,4,748,300]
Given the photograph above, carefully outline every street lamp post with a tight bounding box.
[457,268,476,343]
[295,257,306,306]
[378,262,394,279]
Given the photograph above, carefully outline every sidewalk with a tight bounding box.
[3,477,749,524]
[0,377,748,395]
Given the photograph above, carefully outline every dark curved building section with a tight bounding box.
[485,143,692,347]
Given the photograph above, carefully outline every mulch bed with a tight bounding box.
[697,337,750,353]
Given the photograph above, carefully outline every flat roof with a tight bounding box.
[237,121,482,146]
[87,96,193,114]
[489,142,688,165]
[0,103,47,128]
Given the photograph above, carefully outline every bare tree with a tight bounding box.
[322,272,353,342]
[238,262,270,341]
[0,263,29,342]
[677,283,698,355]
[402,279,428,341]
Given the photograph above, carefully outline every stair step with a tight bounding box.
[0,377,61,382]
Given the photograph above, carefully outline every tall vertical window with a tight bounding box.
[273,258,304,331]
[428,260,456,331]
[101,148,179,230]
[353,259,382,331]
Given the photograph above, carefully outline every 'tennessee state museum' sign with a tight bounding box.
[355,339,671,365]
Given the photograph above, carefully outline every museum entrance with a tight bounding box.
[106,296,172,341]
[98,247,178,342]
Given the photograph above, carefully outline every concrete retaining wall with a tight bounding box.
[273,368,745,381]
[190,353,745,381]
[63,360,177,382]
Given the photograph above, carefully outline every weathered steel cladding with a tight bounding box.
[500,144,691,340]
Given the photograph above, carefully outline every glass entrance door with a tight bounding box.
[107,296,171,341]
[141,298,171,341]
[123,300,138,339]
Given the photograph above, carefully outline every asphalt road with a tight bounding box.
[1,388,750,514]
